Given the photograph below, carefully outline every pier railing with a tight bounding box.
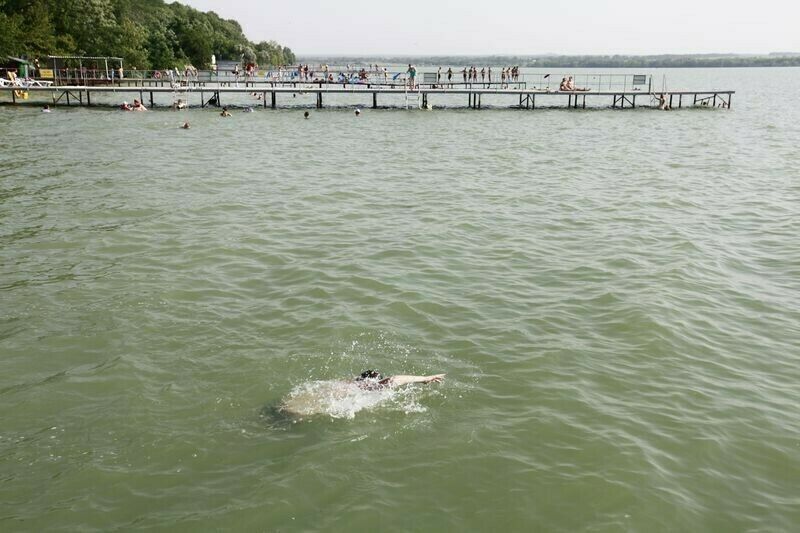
[23,67,654,94]
[521,73,652,92]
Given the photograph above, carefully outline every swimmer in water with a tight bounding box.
[220,107,232,117]
[354,370,445,390]
[304,111,310,119]
[181,121,190,129]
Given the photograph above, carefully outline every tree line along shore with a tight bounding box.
[0,0,295,71]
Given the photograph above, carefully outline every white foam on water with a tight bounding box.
[279,379,426,420]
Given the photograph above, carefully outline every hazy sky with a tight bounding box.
[179,1,800,56]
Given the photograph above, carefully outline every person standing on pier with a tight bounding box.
[462,67,467,84]
[437,67,442,86]
[447,68,453,88]
[487,67,492,86]
[407,64,417,89]
[481,68,486,86]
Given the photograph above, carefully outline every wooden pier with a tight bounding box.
[0,83,734,110]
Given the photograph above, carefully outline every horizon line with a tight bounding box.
[294,51,800,58]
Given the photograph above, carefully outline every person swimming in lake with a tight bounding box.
[354,370,445,390]
[220,107,232,117]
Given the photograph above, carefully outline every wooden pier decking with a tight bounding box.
[0,83,734,110]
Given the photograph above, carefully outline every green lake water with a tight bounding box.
[1,68,799,531]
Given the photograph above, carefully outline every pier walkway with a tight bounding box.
[0,82,734,110]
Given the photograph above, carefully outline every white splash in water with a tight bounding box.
[279,380,426,420]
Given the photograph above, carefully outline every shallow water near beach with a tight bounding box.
[1,67,799,531]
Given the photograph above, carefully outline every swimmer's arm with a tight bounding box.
[381,374,445,387]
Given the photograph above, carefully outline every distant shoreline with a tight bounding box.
[298,54,800,69]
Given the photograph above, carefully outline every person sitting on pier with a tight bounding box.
[559,77,569,91]
[565,76,590,92]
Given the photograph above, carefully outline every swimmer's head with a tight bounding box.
[356,370,382,381]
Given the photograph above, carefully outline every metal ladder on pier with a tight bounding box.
[172,86,188,108]
[404,84,421,110]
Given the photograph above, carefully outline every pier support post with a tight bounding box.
[632,95,636,109]
[373,92,377,109]
[728,94,732,109]
[11,90,15,104]
[150,91,154,108]
[583,95,586,109]
[316,93,322,109]
[200,90,205,108]
[263,92,267,108]
[66,92,70,106]
[271,91,276,109]
[87,91,91,106]
[79,91,83,105]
